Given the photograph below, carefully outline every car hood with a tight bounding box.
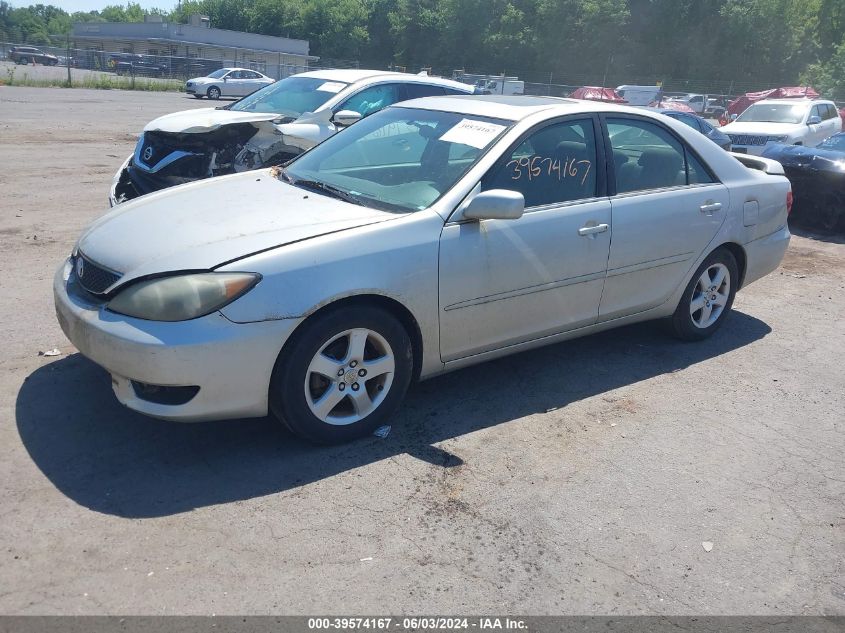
[77,170,396,286]
[762,144,845,172]
[144,107,279,134]
[720,121,804,135]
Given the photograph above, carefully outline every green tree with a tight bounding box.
[388,0,447,68]
[802,37,845,100]
[300,0,370,60]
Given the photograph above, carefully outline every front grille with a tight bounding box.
[74,253,122,295]
[728,134,768,146]
[138,132,181,169]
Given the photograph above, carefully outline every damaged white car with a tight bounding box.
[110,69,475,205]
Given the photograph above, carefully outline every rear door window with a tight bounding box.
[673,113,703,132]
[607,118,714,193]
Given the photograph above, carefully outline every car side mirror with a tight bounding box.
[223,77,228,81]
[332,110,362,127]
[730,113,738,121]
[808,115,821,125]
[463,190,525,221]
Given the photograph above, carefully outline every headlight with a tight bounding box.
[767,135,789,143]
[107,272,260,321]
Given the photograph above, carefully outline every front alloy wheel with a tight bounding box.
[269,305,413,444]
[305,328,395,425]
[207,86,221,100]
[670,248,738,341]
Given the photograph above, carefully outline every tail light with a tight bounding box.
[786,190,793,215]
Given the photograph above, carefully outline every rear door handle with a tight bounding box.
[700,201,723,215]
[578,223,609,237]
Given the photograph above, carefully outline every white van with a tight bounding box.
[616,85,663,106]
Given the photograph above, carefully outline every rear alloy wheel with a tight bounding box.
[269,305,413,444]
[670,249,738,341]
[207,86,221,100]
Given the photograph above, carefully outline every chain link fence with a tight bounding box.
[0,38,362,84]
[2,39,842,110]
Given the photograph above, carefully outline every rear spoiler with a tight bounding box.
[731,152,785,175]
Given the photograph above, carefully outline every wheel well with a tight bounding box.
[717,242,747,288]
[289,295,424,382]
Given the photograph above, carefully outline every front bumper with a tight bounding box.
[729,145,767,156]
[730,140,797,156]
[53,260,301,422]
[109,155,133,206]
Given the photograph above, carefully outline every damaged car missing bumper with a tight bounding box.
[111,109,328,204]
[110,69,475,205]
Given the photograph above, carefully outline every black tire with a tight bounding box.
[19,57,29,65]
[817,193,843,232]
[207,86,221,100]
[269,305,413,444]
[670,248,738,341]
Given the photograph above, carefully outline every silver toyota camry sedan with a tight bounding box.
[55,96,792,443]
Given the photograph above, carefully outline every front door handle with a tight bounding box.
[700,201,723,215]
[578,223,609,237]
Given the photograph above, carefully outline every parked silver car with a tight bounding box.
[185,67,275,99]
[56,96,791,443]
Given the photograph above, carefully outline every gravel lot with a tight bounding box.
[0,87,843,616]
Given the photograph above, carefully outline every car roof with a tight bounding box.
[396,94,660,121]
[294,68,472,91]
[644,107,701,117]
[754,98,832,105]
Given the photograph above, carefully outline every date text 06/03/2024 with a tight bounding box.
[306,617,528,630]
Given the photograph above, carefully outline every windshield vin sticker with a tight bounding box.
[316,81,345,93]
[439,118,506,149]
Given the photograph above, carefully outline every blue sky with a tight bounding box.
[11,0,177,13]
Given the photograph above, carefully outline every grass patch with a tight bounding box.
[1,67,183,92]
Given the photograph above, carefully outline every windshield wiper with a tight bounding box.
[291,178,363,206]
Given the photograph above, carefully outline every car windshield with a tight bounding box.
[736,103,808,124]
[230,76,350,117]
[284,106,511,213]
[207,69,229,79]
[819,134,845,151]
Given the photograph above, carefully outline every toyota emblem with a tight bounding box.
[143,146,154,162]
[76,257,84,279]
